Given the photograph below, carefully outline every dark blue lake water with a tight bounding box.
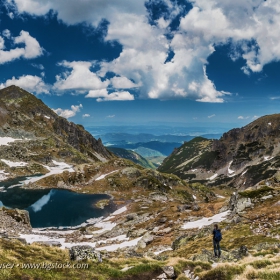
[0,176,115,228]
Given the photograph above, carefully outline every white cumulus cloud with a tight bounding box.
[8,0,280,102]
[86,89,134,102]
[0,75,49,94]
[9,0,146,25]
[238,116,250,120]
[54,61,109,92]
[82,114,90,118]
[110,76,139,89]
[0,30,43,64]
[53,104,83,119]
[208,114,216,119]
[31,63,44,70]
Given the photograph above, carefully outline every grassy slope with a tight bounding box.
[107,147,156,169]
[158,137,213,177]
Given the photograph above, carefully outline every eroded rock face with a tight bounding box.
[53,117,112,161]
[69,245,102,262]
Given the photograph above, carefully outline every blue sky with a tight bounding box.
[0,0,280,131]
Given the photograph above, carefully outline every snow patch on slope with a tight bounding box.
[23,160,74,185]
[228,160,235,175]
[182,211,230,230]
[0,137,22,146]
[208,173,218,180]
[1,159,28,167]
[95,170,118,181]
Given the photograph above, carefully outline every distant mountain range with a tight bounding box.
[97,132,222,145]
[107,141,182,157]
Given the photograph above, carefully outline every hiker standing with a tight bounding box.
[213,224,222,258]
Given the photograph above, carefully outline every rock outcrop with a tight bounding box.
[69,245,102,262]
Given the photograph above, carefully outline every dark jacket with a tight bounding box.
[213,229,221,241]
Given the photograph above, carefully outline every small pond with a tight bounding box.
[0,176,115,228]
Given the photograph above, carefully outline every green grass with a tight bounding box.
[107,147,156,169]
[158,137,212,174]
[0,239,163,280]
[253,248,280,257]
[248,271,280,280]
[199,265,245,280]
[250,259,272,269]
[239,185,274,198]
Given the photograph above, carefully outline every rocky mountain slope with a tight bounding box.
[1,156,280,280]
[159,114,280,190]
[0,85,114,179]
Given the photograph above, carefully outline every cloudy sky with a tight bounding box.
[0,0,280,129]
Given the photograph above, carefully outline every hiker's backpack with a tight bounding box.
[215,230,222,242]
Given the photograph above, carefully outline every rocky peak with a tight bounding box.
[0,85,114,164]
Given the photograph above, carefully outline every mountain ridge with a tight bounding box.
[159,114,280,189]
[0,85,114,179]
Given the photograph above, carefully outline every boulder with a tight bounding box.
[260,195,273,201]
[192,204,201,211]
[156,273,167,279]
[184,270,199,280]
[150,193,168,201]
[69,245,102,262]
[229,193,252,213]
[126,213,137,221]
[3,208,31,226]
[158,217,167,224]
[121,167,141,178]
[162,266,176,278]
[177,204,192,212]
[236,197,252,212]
[137,232,154,249]
[238,245,248,257]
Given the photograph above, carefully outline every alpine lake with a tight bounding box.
[0,176,116,228]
